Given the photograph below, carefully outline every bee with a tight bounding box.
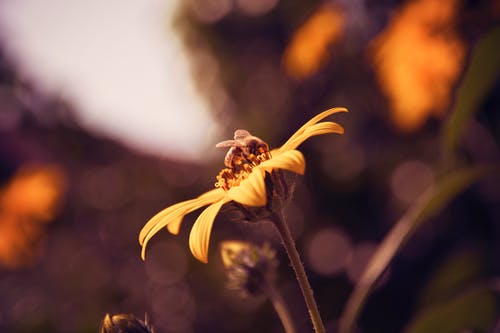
[216,129,269,169]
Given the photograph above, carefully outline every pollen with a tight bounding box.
[215,149,271,191]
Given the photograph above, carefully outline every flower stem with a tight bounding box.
[265,284,296,333]
[271,210,325,333]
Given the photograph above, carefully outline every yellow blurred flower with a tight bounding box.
[0,164,66,268]
[282,4,345,80]
[139,107,347,263]
[370,0,465,131]
[220,240,278,296]
[220,240,252,269]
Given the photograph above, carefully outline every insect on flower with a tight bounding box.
[216,129,270,169]
[139,107,348,263]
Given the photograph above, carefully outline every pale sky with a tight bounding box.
[0,0,218,161]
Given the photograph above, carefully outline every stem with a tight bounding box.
[271,210,325,333]
[266,284,296,333]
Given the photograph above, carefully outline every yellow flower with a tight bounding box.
[139,107,347,263]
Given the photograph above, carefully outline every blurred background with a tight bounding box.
[0,0,499,332]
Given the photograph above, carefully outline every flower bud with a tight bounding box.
[100,313,153,333]
[220,241,278,297]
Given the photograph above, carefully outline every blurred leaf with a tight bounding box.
[417,249,485,308]
[404,288,497,333]
[442,26,500,159]
[338,166,496,333]
[417,166,495,223]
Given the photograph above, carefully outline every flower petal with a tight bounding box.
[279,107,347,152]
[139,188,224,242]
[260,149,306,175]
[139,188,225,260]
[280,121,344,151]
[189,198,231,263]
[166,188,226,235]
[139,200,193,244]
[227,168,267,206]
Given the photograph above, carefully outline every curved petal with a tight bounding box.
[139,188,224,242]
[227,168,267,207]
[189,198,231,263]
[279,107,348,152]
[280,122,344,152]
[139,200,194,244]
[259,149,306,175]
[139,188,225,260]
[166,188,226,235]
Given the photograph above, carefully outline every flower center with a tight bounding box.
[215,146,271,191]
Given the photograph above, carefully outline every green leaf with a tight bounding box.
[404,288,497,333]
[338,166,495,333]
[442,26,500,159]
[417,166,495,223]
[417,249,485,308]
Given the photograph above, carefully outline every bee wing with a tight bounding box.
[234,129,251,140]
[216,140,246,148]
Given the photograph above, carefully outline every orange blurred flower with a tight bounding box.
[282,4,345,81]
[0,164,66,268]
[370,0,465,132]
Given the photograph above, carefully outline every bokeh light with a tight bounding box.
[370,0,465,132]
[306,227,352,276]
[282,3,345,80]
[390,160,434,205]
[0,164,66,269]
